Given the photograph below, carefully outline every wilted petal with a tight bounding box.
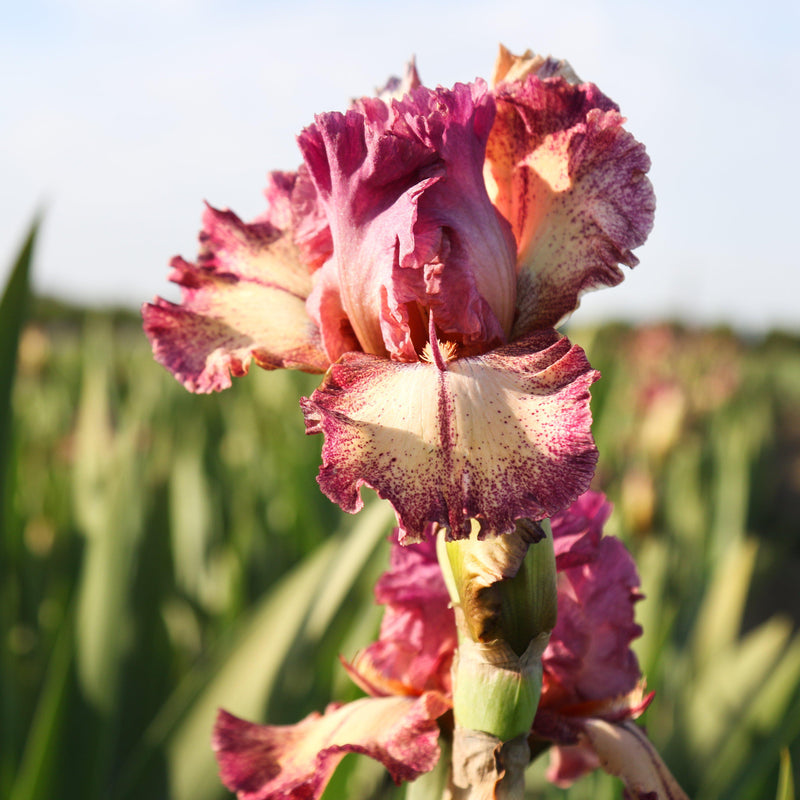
[302,330,598,541]
[143,205,328,392]
[581,719,690,799]
[213,692,450,800]
[299,81,517,361]
[485,76,654,334]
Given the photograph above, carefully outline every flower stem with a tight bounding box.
[436,520,557,799]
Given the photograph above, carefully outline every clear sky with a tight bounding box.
[2,0,798,331]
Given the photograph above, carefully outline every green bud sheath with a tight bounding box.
[437,519,558,742]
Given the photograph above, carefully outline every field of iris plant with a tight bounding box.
[3,227,800,799]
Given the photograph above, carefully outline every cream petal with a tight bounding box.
[302,331,598,541]
[143,205,328,393]
[582,719,690,799]
[213,692,449,800]
[490,43,581,87]
[485,76,654,333]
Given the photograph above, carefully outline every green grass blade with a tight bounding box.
[777,749,795,800]
[0,218,39,797]
[691,538,758,673]
[8,606,72,800]
[118,501,393,800]
[0,217,39,526]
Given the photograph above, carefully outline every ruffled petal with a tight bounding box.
[348,533,455,697]
[375,57,422,103]
[490,43,581,87]
[288,166,334,269]
[143,205,329,392]
[484,75,654,333]
[542,535,643,708]
[301,330,598,541]
[550,489,611,570]
[213,692,450,800]
[306,259,361,363]
[299,81,517,360]
[373,533,446,607]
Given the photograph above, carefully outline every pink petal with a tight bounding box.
[143,205,329,393]
[288,166,334,270]
[545,742,601,788]
[299,81,517,361]
[542,535,643,707]
[258,169,333,270]
[305,259,362,363]
[213,692,450,800]
[301,330,598,541]
[374,58,422,103]
[550,489,612,570]
[348,533,456,697]
[485,75,655,333]
[349,602,456,698]
[258,171,295,229]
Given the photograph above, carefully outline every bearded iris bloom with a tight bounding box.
[143,48,654,542]
[212,491,686,800]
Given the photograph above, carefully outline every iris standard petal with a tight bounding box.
[490,43,581,87]
[301,330,598,541]
[299,81,517,361]
[485,75,654,334]
[143,205,328,392]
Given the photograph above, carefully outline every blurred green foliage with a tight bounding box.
[3,235,800,798]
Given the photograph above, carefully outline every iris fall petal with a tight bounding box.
[302,330,598,541]
[213,692,450,800]
[143,205,328,392]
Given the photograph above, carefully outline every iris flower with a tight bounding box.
[213,491,686,799]
[143,48,654,541]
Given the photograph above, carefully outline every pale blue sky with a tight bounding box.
[2,0,798,330]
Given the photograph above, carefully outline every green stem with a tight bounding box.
[436,520,558,798]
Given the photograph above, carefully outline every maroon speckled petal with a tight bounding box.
[298,81,517,360]
[301,330,598,541]
[485,75,654,333]
[143,205,328,393]
[213,692,450,800]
